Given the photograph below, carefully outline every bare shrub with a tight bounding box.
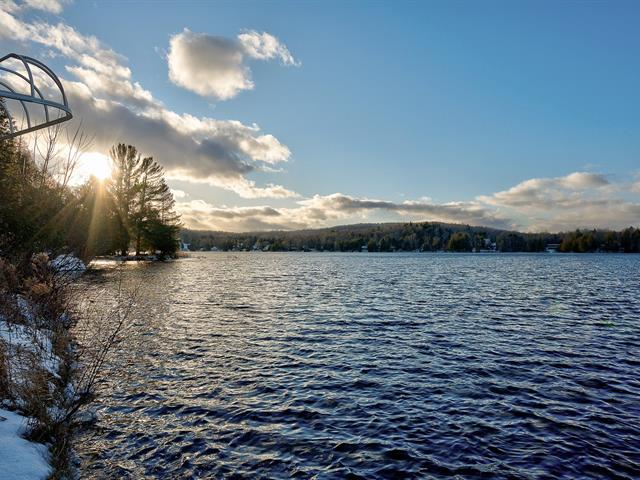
[0,257,19,291]
[30,122,93,190]
[0,341,9,399]
[18,355,54,440]
[0,258,20,322]
[68,272,139,415]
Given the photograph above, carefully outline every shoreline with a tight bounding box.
[92,252,187,263]
[0,253,127,479]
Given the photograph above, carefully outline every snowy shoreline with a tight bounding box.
[0,407,51,480]
[0,254,87,479]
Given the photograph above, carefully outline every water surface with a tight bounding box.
[77,253,640,479]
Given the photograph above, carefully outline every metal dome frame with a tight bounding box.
[0,53,72,140]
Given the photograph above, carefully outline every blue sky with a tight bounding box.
[1,0,639,231]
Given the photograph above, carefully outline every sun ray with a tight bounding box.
[75,151,113,182]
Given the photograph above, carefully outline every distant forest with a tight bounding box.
[181,222,640,253]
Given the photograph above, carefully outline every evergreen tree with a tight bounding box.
[106,143,180,257]
[108,144,143,255]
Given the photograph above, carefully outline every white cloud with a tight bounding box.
[170,189,187,199]
[176,200,293,231]
[238,30,300,66]
[23,0,68,13]
[167,28,299,100]
[64,65,155,109]
[631,174,640,194]
[479,172,610,210]
[559,172,609,189]
[167,29,252,101]
[2,0,69,14]
[526,200,640,232]
[478,172,639,232]
[0,14,129,79]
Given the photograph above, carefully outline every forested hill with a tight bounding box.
[181,222,640,253]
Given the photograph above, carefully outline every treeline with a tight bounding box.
[558,228,640,253]
[0,102,180,262]
[181,222,640,253]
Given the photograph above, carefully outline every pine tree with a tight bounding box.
[108,144,142,256]
[133,156,181,255]
[105,143,180,257]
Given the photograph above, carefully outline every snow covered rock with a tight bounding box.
[50,255,86,274]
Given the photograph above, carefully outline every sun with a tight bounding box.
[79,152,113,181]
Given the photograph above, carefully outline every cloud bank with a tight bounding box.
[175,172,640,233]
[176,193,513,233]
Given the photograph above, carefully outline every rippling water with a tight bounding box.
[76,253,640,479]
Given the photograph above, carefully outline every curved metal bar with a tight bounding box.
[6,53,36,99]
[2,113,71,139]
[24,55,69,107]
[0,100,16,136]
[0,80,32,131]
[0,90,70,114]
[0,52,72,140]
[0,64,52,123]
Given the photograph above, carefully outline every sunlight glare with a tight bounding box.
[76,152,113,183]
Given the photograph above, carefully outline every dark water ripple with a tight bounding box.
[77,253,640,479]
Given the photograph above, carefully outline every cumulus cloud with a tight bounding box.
[479,172,611,210]
[167,28,298,100]
[477,172,639,232]
[2,0,69,14]
[527,201,640,233]
[0,10,297,198]
[0,12,130,79]
[64,65,155,109]
[238,30,300,66]
[167,30,252,100]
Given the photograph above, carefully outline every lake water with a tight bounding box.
[77,253,640,479]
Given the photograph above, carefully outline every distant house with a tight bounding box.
[546,243,560,253]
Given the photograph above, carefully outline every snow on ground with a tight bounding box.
[0,318,60,378]
[0,408,51,480]
[50,254,86,274]
[0,303,63,478]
